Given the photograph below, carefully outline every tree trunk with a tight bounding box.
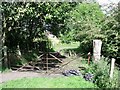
[93,40,102,63]
[0,24,2,69]
[17,44,21,56]
[2,31,9,68]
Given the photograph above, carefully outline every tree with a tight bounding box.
[101,3,120,59]
[1,2,78,67]
[62,3,105,53]
[1,2,77,51]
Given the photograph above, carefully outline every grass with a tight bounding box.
[0,84,2,90]
[2,76,97,88]
[0,67,11,73]
[2,42,118,88]
[54,42,80,52]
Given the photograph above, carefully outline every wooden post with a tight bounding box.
[88,52,91,65]
[17,45,21,56]
[46,53,48,73]
[93,40,102,63]
[3,46,8,68]
[110,58,116,79]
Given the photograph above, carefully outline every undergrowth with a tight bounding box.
[84,57,119,88]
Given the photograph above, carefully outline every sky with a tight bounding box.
[97,0,120,5]
[96,0,120,14]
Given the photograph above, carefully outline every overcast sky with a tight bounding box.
[97,0,120,5]
[96,0,120,14]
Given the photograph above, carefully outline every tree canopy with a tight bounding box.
[1,2,120,64]
[1,2,77,51]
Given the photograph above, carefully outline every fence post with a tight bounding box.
[88,52,91,65]
[93,40,102,63]
[110,58,116,79]
[17,45,21,56]
[3,46,8,68]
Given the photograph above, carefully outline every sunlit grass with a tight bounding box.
[54,42,80,51]
[2,76,97,88]
[0,84,2,90]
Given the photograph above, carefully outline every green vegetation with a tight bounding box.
[64,2,119,58]
[60,3,105,54]
[1,55,119,88]
[1,1,120,67]
[82,57,119,88]
[1,2,77,51]
[55,43,119,88]
[2,77,97,88]
[0,84,2,90]
[0,67,11,73]
[54,42,79,51]
[0,1,120,89]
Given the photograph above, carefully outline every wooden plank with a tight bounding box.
[12,66,40,71]
[48,59,77,75]
[36,62,61,64]
[41,58,65,59]
[46,53,48,73]
[49,54,63,63]
[38,54,44,58]
[16,64,28,71]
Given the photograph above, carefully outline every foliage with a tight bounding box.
[61,3,105,54]
[101,6,120,59]
[84,57,119,88]
[0,84,2,90]
[54,42,79,51]
[1,2,77,67]
[1,2,77,50]
[65,3,104,40]
[0,67,11,73]
[61,2,120,59]
[2,2,44,50]
[2,76,97,88]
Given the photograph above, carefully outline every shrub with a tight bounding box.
[84,57,119,88]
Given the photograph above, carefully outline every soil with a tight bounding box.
[0,71,64,83]
[0,56,82,84]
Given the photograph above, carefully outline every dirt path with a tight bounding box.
[0,57,82,84]
[0,71,64,83]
